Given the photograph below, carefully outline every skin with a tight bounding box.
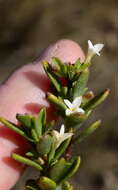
[0,39,85,190]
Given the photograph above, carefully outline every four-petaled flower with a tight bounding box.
[52,124,73,149]
[64,96,85,116]
[88,40,104,56]
[85,40,104,63]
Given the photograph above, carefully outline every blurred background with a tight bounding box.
[0,0,118,189]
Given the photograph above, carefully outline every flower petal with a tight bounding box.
[77,108,85,114]
[56,133,73,149]
[72,96,82,107]
[61,133,73,141]
[88,40,104,56]
[52,130,60,140]
[64,99,73,109]
[94,44,104,56]
[66,109,72,116]
[60,124,65,135]
[88,40,94,49]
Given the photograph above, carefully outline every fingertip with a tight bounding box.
[38,39,85,64]
[0,38,85,190]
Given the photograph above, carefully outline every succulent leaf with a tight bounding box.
[52,57,68,77]
[74,59,81,70]
[12,154,43,171]
[47,93,67,112]
[49,158,71,183]
[76,120,101,143]
[32,108,46,138]
[64,157,81,180]
[37,135,53,156]
[37,177,56,190]
[62,181,74,190]
[16,114,33,128]
[49,157,80,184]
[43,61,62,93]
[0,117,34,142]
[73,69,89,99]
[83,89,110,111]
[54,138,71,160]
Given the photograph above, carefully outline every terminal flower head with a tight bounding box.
[88,40,104,56]
[64,96,85,116]
[85,40,104,63]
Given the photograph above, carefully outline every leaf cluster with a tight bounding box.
[0,57,110,190]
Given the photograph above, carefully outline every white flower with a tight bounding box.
[52,124,73,149]
[85,40,104,63]
[64,96,85,116]
[88,40,104,56]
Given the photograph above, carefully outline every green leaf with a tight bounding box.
[49,157,80,184]
[36,135,53,156]
[64,157,81,180]
[0,117,34,142]
[65,113,87,129]
[26,180,40,190]
[16,114,33,128]
[48,72,62,93]
[83,89,110,112]
[73,69,89,99]
[67,65,75,80]
[12,154,43,171]
[52,57,67,76]
[49,158,71,183]
[26,186,37,190]
[62,87,68,97]
[25,149,39,158]
[43,61,62,92]
[31,129,39,142]
[47,93,67,111]
[26,185,38,190]
[32,108,46,137]
[74,59,81,70]
[48,143,56,164]
[79,62,91,71]
[76,120,101,143]
[25,151,34,157]
[62,181,74,190]
[37,177,56,190]
[54,138,71,160]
